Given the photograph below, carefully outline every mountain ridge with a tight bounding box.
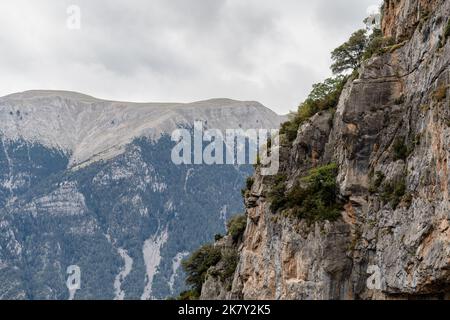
[0,90,284,168]
[1,90,274,109]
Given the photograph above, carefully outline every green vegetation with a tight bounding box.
[393,138,410,161]
[241,177,255,197]
[381,176,407,209]
[246,177,255,190]
[445,20,450,40]
[268,174,288,212]
[202,248,239,291]
[181,244,222,299]
[280,76,346,143]
[218,249,239,284]
[227,214,247,242]
[438,19,450,48]
[363,28,397,60]
[362,28,383,59]
[287,163,342,222]
[331,29,367,74]
[177,290,199,300]
[269,164,342,223]
[369,171,385,194]
[180,214,246,299]
[370,169,410,209]
[280,26,399,145]
[331,28,398,73]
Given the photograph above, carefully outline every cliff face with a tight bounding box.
[382,0,443,41]
[201,0,450,300]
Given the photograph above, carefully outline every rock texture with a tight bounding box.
[201,0,450,300]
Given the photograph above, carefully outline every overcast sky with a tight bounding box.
[0,0,382,114]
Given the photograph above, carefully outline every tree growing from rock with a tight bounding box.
[331,29,367,74]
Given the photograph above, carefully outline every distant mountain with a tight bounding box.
[0,91,283,167]
[0,91,283,299]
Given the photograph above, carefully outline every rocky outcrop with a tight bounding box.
[201,0,450,300]
[382,0,442,41]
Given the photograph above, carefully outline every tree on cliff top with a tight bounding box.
[331,29,367,74]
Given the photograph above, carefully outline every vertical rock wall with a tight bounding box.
[201,0,450,300]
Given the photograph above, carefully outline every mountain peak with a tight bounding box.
[1,90,99,102]
[0,90,283,168]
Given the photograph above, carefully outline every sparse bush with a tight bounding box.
[369,171,385,194]
[181,244,222,298]
[363,29,396,60]
[269,164,342,222]
[214,234,224,242]
[286,163,342,222]
[280,116,301,143]
[444,19,450,42]
[268,174,288,212]
[393,179,407,197]
[381,176,407,209]
[280,76,346,143]
[177,290,198,300]
[219,249,239,283]
[241,177,255,198]
[180,239,240,299]
[362,29,384,59]
[246,177,254,190]
[403,192,413,209]
[439,20,450,48]
[393,138,410,161]
[227,215,247,242]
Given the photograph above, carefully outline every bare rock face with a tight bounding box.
[201,0,450,300]
[382,0,442,41]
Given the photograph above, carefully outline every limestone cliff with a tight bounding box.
[200,0,450,300]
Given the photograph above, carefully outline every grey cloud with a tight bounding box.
[0,0,380,114]
[313,0,383,36]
